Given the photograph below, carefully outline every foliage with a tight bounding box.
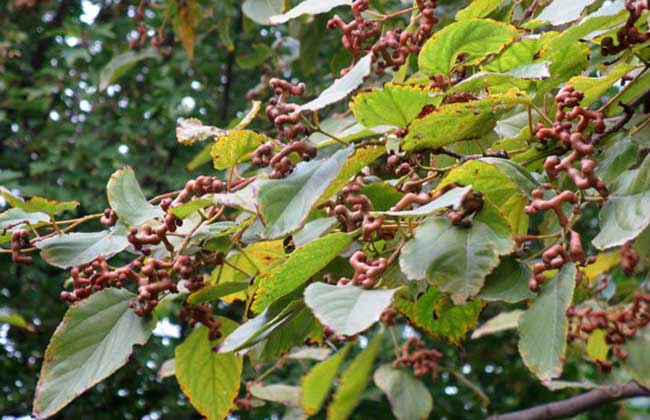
[2,0,650,419]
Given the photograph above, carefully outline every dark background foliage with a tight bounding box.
[0,0,644,419]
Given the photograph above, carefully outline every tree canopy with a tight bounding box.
[2,0,650,419]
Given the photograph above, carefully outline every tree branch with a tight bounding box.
[488,381,650,420]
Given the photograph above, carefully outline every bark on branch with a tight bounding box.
[488,381,650,420]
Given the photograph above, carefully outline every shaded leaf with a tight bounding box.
[622,327,650,387]
[33,289,155,419]
[399,215,513,304]
[99,48,159,92]
[250,384,301,407]
[168,198,213,219]
[242,0,285,24]
[471,310,523,339]
[593,154,650,249]
[301,345,350,415]
[480,256,536,303]
[299,53,372,112]
[304,284,399,336]
[157,358,175,380]
[173,0,199,60]
[0,307,30,329]
[288,347,332,361]
[107,167,163,226]
[175,319,242,420]
[374,364,433,420]
[257,147,351,238]
[187,281,249,305]
[395,287,483,344]
[36,227,129,269]
[328,332,383,420]
[518,264,577,381]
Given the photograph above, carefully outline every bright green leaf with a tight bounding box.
[301,345,350,415]
[0,188,78,216]
[586,329,610,362]
[211,130,271,170]
[418,19,520,76]
[456,0,503,21]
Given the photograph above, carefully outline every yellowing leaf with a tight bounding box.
[211,130,271,170]
[174,0,199,61]
[586,329,610,362]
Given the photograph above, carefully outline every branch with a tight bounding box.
[488,381,650,420]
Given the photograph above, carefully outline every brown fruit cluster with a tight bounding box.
[601,0,650,56]
[525,87,608,290]
[128,0,173,59]
[567,293,650,370]
[621,240,640,275]
[10,229,32,264]
[328,0,438,75]
[179,302,222,341]
[392,337,442,380]
[380,306,399,326]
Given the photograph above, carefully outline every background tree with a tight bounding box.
[1,0,650,419]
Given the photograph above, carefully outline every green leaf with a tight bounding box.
[301,345,350,415]
[399,216,513,304]
[418,19,520,76]
[350,84,441,129]
[269,0,351,24]
[0,307,29,329]
[99,48,159,92]
[373,185,470,218]
[293,217,338,246]
[187,282,249,305]
[402,91,531,152]
[568,63,638,107]
[176,118,227,145]
[107,167,163,226]
[35,226,129,269]
[394,287,483,344]
[327,332,383,420]
[373,364,433,420]
[359,183,403,212]
[0,188,78,216]
[252,232,354,312]
[456,0,503,20]
[289,347,332,361]
[0,207,49,233]
[304,284,399,336]
[438,158,537,234]
[300,53,373,112]
[622,327,650,387]
[586,329,610,362]
[219,298,303,353]
[168,198,213,219]
[33,289,155,419]
[480,256,536,303]
[482,36,544,73]
[533,0,597,26]
[211,130,271,170]
[242,0,285,24]
[518,264,577,381]
[318,144,385,206]
[250,384,301,407]
[175,319,242,420]
[446,62,550,94]
[471,310,523,339]
[257,147,352,238]
[593,154,650,249]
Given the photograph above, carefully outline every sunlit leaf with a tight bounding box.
[270,0,351,24]
[211,130,271,170]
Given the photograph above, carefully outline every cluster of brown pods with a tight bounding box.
[601,0,649,56]
[567,293,650,370]
[128,0,173,58]
[524,86,608,290]
[328,0,438,75]
[392,337,442,380]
